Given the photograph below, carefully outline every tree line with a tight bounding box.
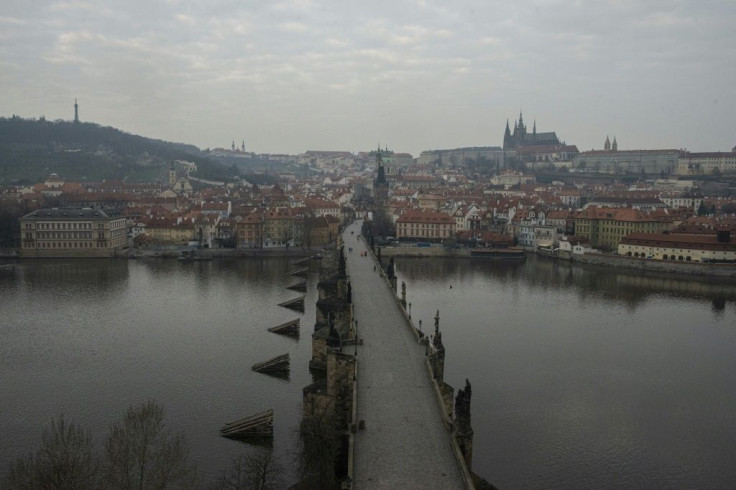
[2,400,283,490]
[0,118,236,185]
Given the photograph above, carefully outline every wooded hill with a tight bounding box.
[0,117,238,185]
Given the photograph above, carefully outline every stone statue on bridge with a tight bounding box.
[454,379,474,470]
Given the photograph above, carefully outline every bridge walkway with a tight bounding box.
[344,220,465,489]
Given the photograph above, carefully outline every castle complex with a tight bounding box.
[503,111,561,150]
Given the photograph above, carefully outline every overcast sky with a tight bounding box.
[1,0,734,156]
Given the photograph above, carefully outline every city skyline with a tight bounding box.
[1,1,734,156]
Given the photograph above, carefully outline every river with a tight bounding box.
[395,255,736,489]
[0,257,317,485]
[1,256,735,488]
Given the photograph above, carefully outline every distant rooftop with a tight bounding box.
[23,208,121,219]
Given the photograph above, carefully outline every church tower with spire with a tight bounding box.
[168,162,177,187]
[516,111,526,138]
[604,135,611,151]
[612,136,618,151]
[503,119,512,149]
[373,146,389,204]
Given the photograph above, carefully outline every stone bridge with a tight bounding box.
[344,220,473,489]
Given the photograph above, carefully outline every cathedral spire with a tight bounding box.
[604,135,611,151]
[503,119,512,150]
[612,136,618,151]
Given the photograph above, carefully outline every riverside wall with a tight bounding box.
[380,247,470,259]
[127,246,323,259]
[560,251,736,279]
[378,245,736,279]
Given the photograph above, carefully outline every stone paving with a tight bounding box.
[345,221,465,489]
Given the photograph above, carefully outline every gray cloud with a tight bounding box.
[1,0,734,155]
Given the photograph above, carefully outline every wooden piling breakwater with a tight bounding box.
[286,278,307,292]
[278,295,305,312]
[289,266,309,277]
[220,409,274,438]
[251,353,290,374]
[268,319,300,338]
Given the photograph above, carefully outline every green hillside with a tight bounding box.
[0,117,237,185]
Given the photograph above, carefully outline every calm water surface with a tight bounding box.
[0,258,317,485]
[396,255,736,489]
[2,256,736,488]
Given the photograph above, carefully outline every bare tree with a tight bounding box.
[211,448,281,490]
[3,415,99,490]
[297,407,341,490]
[103,400,195,490]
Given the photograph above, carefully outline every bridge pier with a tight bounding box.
[300,238,358,487]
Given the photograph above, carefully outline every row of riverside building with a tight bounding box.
[391,201,736,263]
[12,172,348,258]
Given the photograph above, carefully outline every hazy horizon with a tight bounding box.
[2,1,734,156]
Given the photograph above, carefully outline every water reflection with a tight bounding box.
[10,259,129,298]
[394,255,736,489]
[398,255,736,311]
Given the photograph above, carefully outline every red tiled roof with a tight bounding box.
[574,206,672,223]
[621,233,736,251]
[395,209,454,224]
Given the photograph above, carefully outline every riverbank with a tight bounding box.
[0,246,326,260]
[128,246,324,259]
[378,245,736,278]
[555,250,736,278]
[379,246,525,260]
